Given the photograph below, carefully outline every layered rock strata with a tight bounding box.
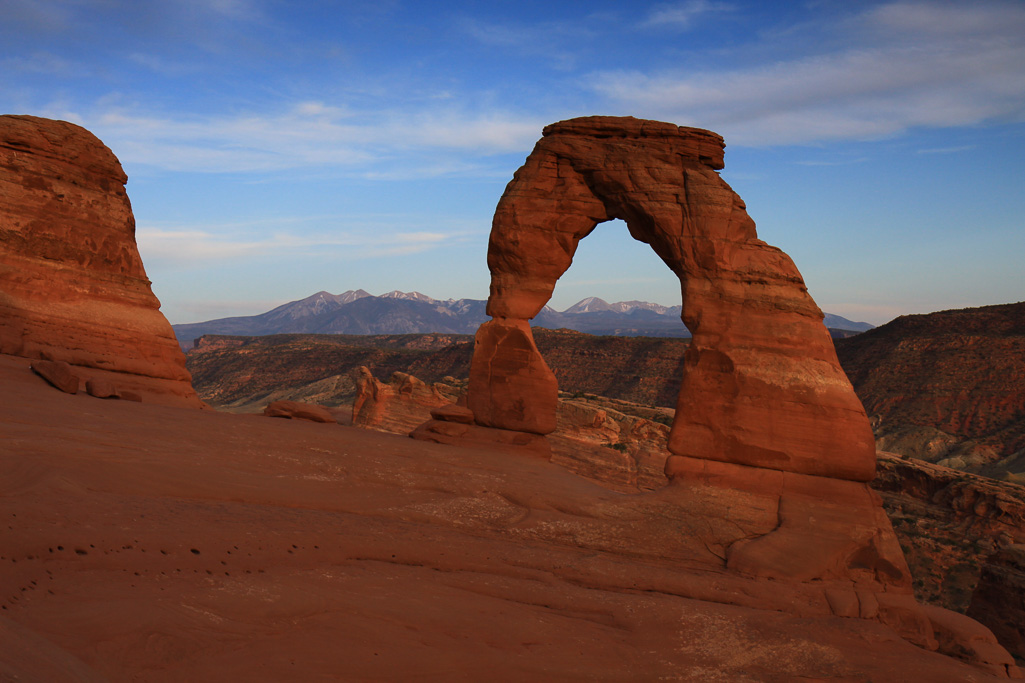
[355,366,672,492]
[3,353,1020,681]
[352,367,462,434]
[0,115,198,407]
[412,116,1018,671]
[460,116,873,481]
[835,301,1025,477]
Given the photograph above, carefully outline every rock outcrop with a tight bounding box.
[4,352,1020,682]
[835,302,1025,478]
[874,452,1025,659]
[186,333,472,412]
[0,115,199,407]
[352,367,462,433]
[461,116,873,481]
[969,545,1025,661]
[352,366,673,492]
[411,116,1019,672]
[549,396,672,492]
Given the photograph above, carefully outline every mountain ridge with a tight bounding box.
[171,289,874,348]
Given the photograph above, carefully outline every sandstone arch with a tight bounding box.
[465,116,875,482]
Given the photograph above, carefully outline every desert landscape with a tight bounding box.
[3,110,1024,683]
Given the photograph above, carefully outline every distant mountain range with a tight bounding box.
[171,289,874,349]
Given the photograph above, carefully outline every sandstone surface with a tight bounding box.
[351,366,461,433]
[409,117,1021,671]
[0,115,198,407]
[465,116,874,481]
[263,399,337,423]
[186,329,1025,664]
[1,353,1019,681]
[351,366,673,493]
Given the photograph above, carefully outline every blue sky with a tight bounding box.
[3,0,1024,325]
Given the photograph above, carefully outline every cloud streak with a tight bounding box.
[589,1,1025,145]
[60,102,545,174]
[136,221,477,266]
[638,1,732,30]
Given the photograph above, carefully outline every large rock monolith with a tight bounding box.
[0,115,199,407]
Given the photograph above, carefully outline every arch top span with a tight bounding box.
[542,116,726,169]
[465,116,876,482]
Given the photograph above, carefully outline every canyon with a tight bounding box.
[2,114,1020,681]
[188,300,1025,485]
[836,301,1025,481]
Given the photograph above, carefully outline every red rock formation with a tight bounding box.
[354,365,673,491]
[408,116,1022,670]
[466,318,559,435]
[352,366,461,433]
[969,545,1025,661]
[263,400,336,423]
[6,352,1022,681]
[186,333,473,412]
[0,115,199,407]
[29,360,78,394]
[835,302,1025,476]
[874,451,1025,658]
[464,116,873,481]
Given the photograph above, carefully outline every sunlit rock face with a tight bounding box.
[0,115,199,407]
[469,115,874,482]
[422,118,1010,665]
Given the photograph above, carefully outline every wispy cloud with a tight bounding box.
[916,145,975,155]
[457,17,595,70]
[127,53,203,77]
[589,1,1025,145]
[794,157,869,167]
[62,102,544,174]
[1,51,73,76]
[639,1,732,30]
[136,219,478,266]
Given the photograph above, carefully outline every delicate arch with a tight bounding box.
[466,116,875,482]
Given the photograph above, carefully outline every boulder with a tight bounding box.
[0,115,199,407]
[30,359,79,394]
[263,400,336,424]
[85,378,120,399]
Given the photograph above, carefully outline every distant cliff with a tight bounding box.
[835,301,1025,480]
[186,328,688,411]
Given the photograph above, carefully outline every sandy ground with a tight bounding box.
[0,354,1006,682]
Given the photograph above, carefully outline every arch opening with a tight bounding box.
[544,218,686,335]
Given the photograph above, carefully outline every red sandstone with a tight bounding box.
[0,115,199,407]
